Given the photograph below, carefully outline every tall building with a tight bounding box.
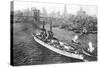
[31,7,37,16]
[42,7,48,17]
[77,7,87,18]
[23,8,30,16]
[63,4,67,18]
[57,11,61,18]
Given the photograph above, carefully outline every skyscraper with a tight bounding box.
[42,7,48,17]
[63,4,67,18]
[77,7,87,18]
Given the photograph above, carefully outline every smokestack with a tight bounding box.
[42,21,45,29]
[50,18,52,32]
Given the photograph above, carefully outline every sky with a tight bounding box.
[14,1,97,16]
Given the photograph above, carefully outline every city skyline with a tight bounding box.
[14,1,97,16]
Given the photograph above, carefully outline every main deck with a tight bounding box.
[33,34,84,60]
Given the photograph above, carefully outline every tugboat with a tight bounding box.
[32,19,85,60]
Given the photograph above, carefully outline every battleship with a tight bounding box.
[32,19,97,61]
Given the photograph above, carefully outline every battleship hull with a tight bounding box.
[32,34,84,60]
